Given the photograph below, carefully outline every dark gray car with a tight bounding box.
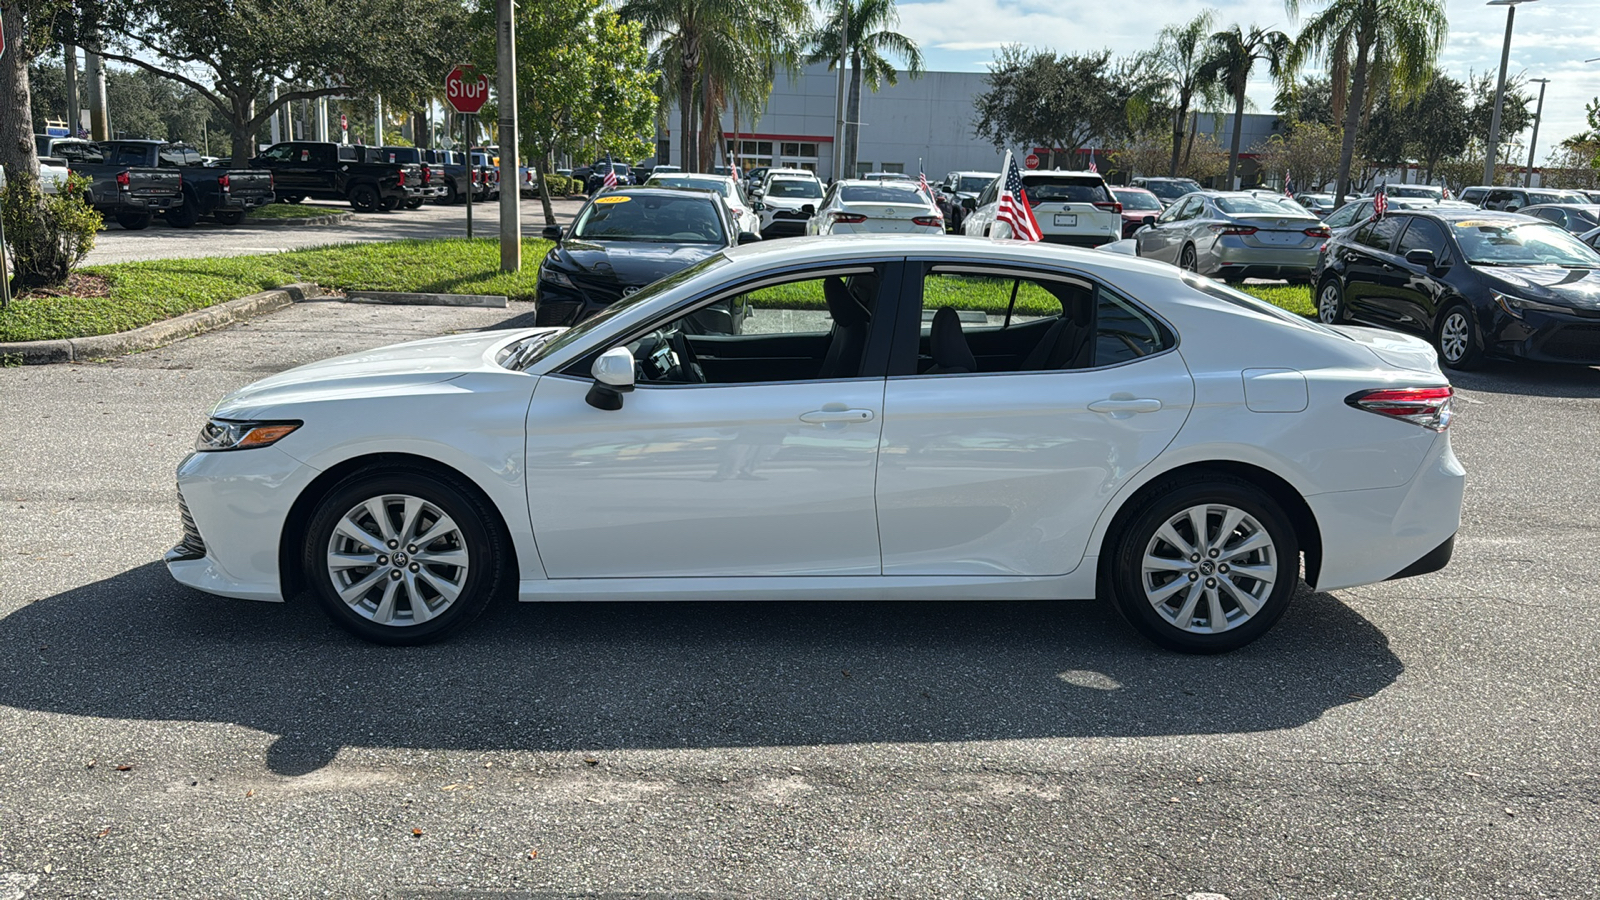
[1518,204,1600,235]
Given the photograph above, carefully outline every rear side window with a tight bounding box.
[1095,290,1172,365]
[1354,216,1402,251]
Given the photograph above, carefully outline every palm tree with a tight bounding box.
[1154,9,1220,177]
[806,0,923,177]
[1284,0,1447,204]
[1201,24,1291,188]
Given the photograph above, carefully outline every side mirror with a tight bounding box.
[541,225,563,241]
[736,230,761,245]
[1404,248,1438,269]
[585,346,636,411]
[750,189,764,199]
[801,204,815,216]
[960,197,977,211]
[751,200,765,212]
[1142,215,1157,228]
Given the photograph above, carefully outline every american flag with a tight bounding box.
[1284,174,1295,197]
[918,163,932,201]
[601,156,618,190]
[1373,183,1388,219]
[994,150,1042,242]
[1087,150,1098,173]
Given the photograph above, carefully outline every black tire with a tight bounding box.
[444,182,460,205]
[302,468,506,646]
[213,209,246,226]
[1315,278,1347,325]
[405,198,424,209]
[1179,244,1200,273]
[1434,302,1485,370]
[381,195,401,212]
[165,201,199,228]
[1107,476,1299,654]
[349,184,380,213]
[115,212,152,230]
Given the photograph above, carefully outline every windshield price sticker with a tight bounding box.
[594,195,631,204]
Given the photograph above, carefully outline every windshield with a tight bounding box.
[1143,179,1202,200]
[1527,191,1586,205]
[766,179,822,199]
[1453,220,1600,267]
[957,176,993,192]
[1113,190,1163,211]
[1215,196,1312,216]
[1024,177,1110,204]
[841,183,927,203]
[571,193,726,243]
[1385,185,1442,199]
[510,255,732,370]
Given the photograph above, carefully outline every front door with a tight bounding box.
[875,264,1194,577]
[524,265,898,578]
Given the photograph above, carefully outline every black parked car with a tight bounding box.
[535,187,759,328]
[1313,209,1600,369]
[1517,204,1600,235]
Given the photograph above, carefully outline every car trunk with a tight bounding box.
[836,202,935,232]
[1228,215,1324,248]
[127,168,182,200]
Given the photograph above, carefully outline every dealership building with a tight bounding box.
[656,63,1285,184]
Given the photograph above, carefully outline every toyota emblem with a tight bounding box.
[622,286,640,296]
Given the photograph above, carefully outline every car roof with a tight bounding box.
[951,170,999,177]
[1111,186,1158,194]
[1520,203,1600,211]
[1385,208,1540,223]
[718,234,1182,281]
[593,186,719,200]
[1024,171,1104,179]
[1136,177,1199,183]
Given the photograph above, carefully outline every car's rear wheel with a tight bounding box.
[115,212,152,230]
[1179,244,1199,273]
[1109,477,1299,654]
[405,198,424,209]
[349,185,380,213]
[165,200,199,228]
[381,195,401,212]
[1316,278,1347,325]
[303,469,504,645]
[1435,303,1485,370]
[213,209,246,226]
[278,194,305,204]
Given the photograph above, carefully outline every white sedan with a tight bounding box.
[806,180,943,235]
[169,235,1464,653]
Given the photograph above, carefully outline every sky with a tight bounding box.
[895,0,1600,163]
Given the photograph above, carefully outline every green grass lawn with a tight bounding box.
[248,203,349,220]
[0,235,1317,344]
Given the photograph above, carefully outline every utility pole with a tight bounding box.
[1524,77,1550,187]
[831,0,847,180]
[63,44,79,134]
[373,95,383,147]
[1483,0,1534,186]
[268,83,281,144]
[496,0,521,273]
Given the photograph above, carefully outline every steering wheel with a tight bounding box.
[669,330,706,383]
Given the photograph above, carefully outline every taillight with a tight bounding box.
[422,166,432,185]
[397,169,407,186]
[912,215,943,227]
[1304,225,1331,238]
[831,212,867,224]
[218,174,230,191]
[1210,224,1258,236]
[1093,201,1124,214]
[471,170,479,184]
[115,171,130,188]
[1346,386,1454,432]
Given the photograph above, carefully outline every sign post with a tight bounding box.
[445,64,490,243]
[494,0,521,274]
[1,166,11,310]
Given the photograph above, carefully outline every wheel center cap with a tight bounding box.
[392,552,409,567]
[1200,560,1215,575]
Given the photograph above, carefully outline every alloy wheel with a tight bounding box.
[1317,283,1342,324]
[1439,311,1470,363]
[1140,503,1277,634]
[324,494,470,627]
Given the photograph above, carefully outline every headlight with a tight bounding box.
[1493,291,1571,319]
[195,419,301,452]
[540,266,576,289]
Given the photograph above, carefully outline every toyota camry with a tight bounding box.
[169,236,1465,653]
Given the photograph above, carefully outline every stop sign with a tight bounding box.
[1023,154,1040,170]
[445,65,490,115]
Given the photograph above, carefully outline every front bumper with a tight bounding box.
[760,213,811,238]
[535,276,626,326]
[1487,306,1600,364]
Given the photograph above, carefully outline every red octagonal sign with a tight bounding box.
[1023,154,1040,170]
[445,65,489,115]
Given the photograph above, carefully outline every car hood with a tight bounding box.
[1329,325,1442,375]
[212,328,548,415]
[1474,265,1600,310]
[551,239,722,286]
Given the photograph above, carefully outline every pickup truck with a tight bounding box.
[58,141,182,230]
[251,141,423,212]
[375,147,447,207]
[96,140,274,227]
[420,149,471,204]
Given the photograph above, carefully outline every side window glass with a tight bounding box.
[1096,289,1173,365]
[1351,221,1377,247]
[1356,217,1402,251]
[1324,205,1355,229]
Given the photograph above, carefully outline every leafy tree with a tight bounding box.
[1465,71,1532,148]
[31,60,227,144]
[806,0,922,176]
[1274,75,1336,127]
[974,47,1136,169]
[1255,121,1345,191]
[1284,0,1448,204]
[1201,23,1291,187]
[1151,10,1222,177]
[90,0,463,163]
[1,0,74,183]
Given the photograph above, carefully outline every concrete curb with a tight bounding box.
[344,290,509,309]
[250,212,354,227]
[0,283,327,365]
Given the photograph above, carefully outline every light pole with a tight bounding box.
[1483,0,1536,186]
[1524,77,1550,187]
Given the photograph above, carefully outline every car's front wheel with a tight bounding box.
[1435,303,1485,370]
[303,469,504,645]
[1109,477,1299,654]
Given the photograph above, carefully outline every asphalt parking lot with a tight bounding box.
[1,302,1598,899]
[82,196,588,265]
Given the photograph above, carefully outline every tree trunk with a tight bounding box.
[699,65,714,173]
[0,4,41,183]
[231,96,258,166]
[1183,111,1200,171]
[844,51,862,176]
[1334,36,1372,206]
[1227,85,1246,188]
[413,110,430,148]
[1170,88,1190,177]
[678,59,695,171]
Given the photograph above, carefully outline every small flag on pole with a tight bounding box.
[602,154,618,190]
[1373,182,1388,219]
[994,150,1042,242]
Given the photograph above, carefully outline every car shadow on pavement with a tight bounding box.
[0,562,1401,776]
[1448,362,1600,398]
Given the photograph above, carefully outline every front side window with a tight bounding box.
[1395,217,1450,258]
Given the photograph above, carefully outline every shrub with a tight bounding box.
[540,174,586,196]
[2,172,102,296]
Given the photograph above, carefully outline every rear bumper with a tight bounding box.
[1041,233,1117,247]
[1212,242,1320,276]
[761,217,810,238]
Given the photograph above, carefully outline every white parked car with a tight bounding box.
[806,179,943,235]
[645,172,762,237]
[753,171,825,238]
[964,170,1123,247]
[38,158,71,195]
[169,235,1463,653]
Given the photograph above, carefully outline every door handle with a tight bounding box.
[799,408,875,424]
[1088,398,1163,414]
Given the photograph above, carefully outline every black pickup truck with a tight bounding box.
[252,141,422,212]
[375,147,447,207]
[97,140,273,227]
[64,142,183,230]
[420,149,471,204]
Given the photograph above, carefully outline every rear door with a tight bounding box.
[1388,216,1458,334]
[1342,216,1406,325]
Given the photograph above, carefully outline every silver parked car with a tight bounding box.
[1133,191,1330,282]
